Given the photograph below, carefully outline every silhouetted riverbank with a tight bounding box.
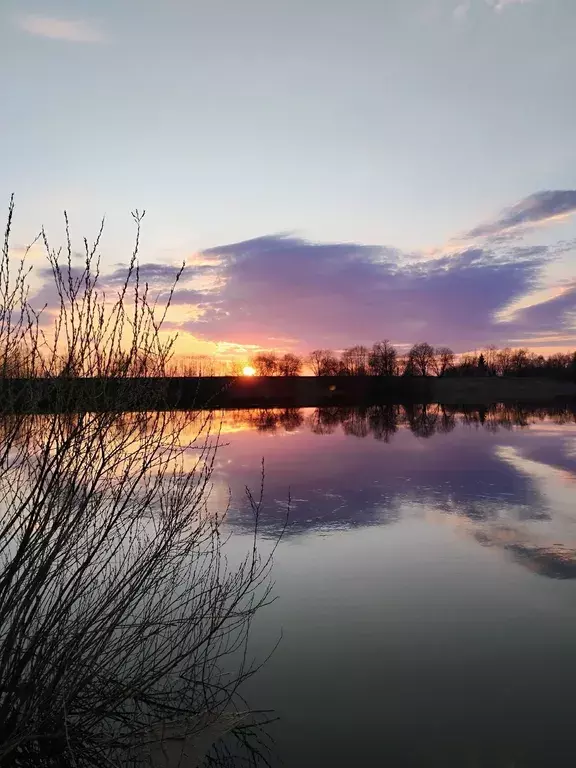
[1,375,575,413]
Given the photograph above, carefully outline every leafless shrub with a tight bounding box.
[0,200,280,767]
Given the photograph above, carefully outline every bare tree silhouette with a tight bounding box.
[250,353,279,376]
[340,346,369,376]
[277,353,303,376]
[433,347,455,377]
[406,342,435,377]
[308,350,341,376]
[368,341,397,377]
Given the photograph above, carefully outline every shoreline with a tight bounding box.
[1,375,575,413]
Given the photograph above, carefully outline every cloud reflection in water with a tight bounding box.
[211,403,576,579]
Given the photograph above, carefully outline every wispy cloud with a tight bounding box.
[465,190,576,240]
[453,1,471,21]
[454,0,532,20]
[511,283,576,334]
[486,0,532,11]
[17,14,105,43]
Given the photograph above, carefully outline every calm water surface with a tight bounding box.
[211,405,576,767]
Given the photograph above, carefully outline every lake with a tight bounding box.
[210,404,576,767]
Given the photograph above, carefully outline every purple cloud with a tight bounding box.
[104,263,185,287]
[466,190,576,240]
[172,234,548,352]
[29,261,209,323]
[168,288,213,305]
[511,284,576,335]
[30,266,89,313]
[26,189,576,352]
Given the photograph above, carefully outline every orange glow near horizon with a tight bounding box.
[242,365,256,376]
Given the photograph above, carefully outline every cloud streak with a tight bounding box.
[454,0,531,21]
[486,0,531,11]
[465,190,576,240]
[17,14,105,43]
[512,283,576,335]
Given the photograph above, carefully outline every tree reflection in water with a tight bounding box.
[217,402,576,581]
[222,402,576,441]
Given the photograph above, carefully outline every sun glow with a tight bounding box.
[242,366,256,376]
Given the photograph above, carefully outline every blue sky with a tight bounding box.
[1,0,575,356]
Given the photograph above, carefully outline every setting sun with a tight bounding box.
[242,365,256,376]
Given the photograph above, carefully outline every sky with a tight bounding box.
[1,0,575,359]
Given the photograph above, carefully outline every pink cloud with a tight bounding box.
[17,14,105,43]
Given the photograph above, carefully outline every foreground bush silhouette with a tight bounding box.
[0,198,279,767]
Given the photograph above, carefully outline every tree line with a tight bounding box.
[246,342,576,379]
[4,309,575,383]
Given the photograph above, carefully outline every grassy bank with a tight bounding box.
[428,376,576,405]
[1,375,575,413]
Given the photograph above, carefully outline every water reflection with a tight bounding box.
[224,402,576,439]
[212,404,576,580]
[5,405,576,581]
[214,404,576,768]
